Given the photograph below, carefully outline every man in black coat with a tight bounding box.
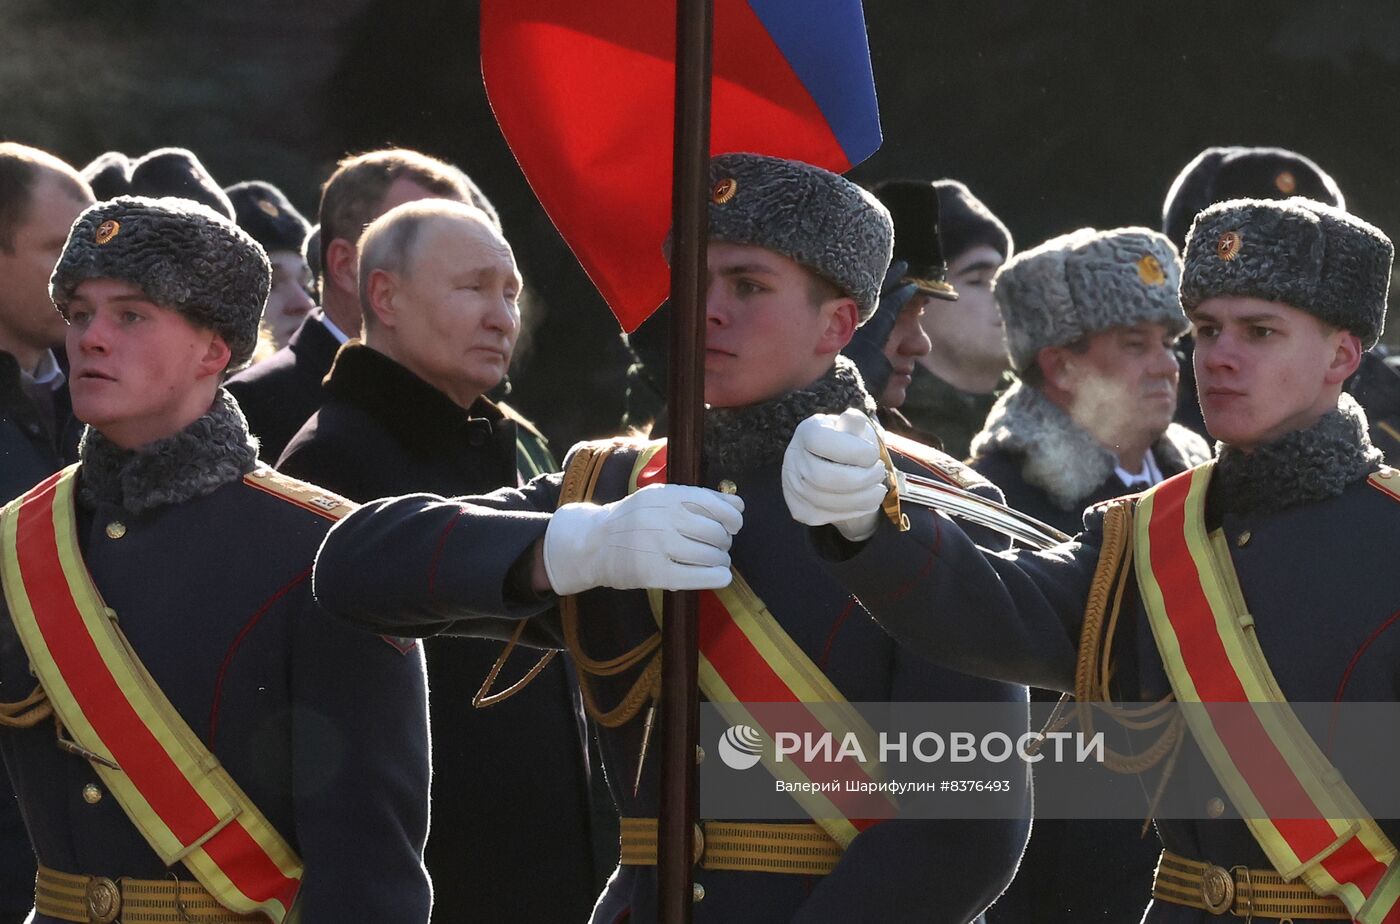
[963,227,1208,922]
[0,143,92,923]
[227,148,499,462]
[278,199,596,923]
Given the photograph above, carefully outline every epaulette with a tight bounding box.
[243,468,356,521]
[883,431,990,491]
[1367,465,1400,504]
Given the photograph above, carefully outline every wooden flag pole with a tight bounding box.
[657,0,713,919]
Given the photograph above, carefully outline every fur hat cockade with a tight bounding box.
[706,153,892,321]
[1181,197,1393,349]
[51,196,271,371]
[994,227,1186,372]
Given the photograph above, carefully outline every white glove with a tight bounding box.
[543,484,744,595]
[783,408,889,542]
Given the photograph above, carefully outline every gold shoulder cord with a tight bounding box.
[1070,500,1185,833]
[474,441,663,729]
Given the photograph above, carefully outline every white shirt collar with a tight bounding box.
[320,314,352,345]
[20,349,65,391]
[1114,450,1163,489]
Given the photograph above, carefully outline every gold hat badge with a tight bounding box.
[257,198,280,217]
[1137,254,1166,285]
[94,220,120,245]
[1274,170,1297,195]
[1217,230,1242,262]
[711,178,737,204]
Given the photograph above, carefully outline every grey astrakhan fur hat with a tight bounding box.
[707,153,893,321]
[1180,197,1393,349]
[994,227,1186,372]
[51,196,271,371]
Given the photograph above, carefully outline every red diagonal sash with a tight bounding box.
[0,467,302,921]
[1135,465,1399,922]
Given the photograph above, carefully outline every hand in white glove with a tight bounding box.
[782,408,889,542]
[543,484,745,595]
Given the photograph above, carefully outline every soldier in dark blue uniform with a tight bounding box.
[0,196,430,923]
[785,197,1400,922]
[315,153,1031,923]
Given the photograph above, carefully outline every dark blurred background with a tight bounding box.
[5,0,1399,451]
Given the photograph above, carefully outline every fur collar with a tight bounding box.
[970,381,1210,511]
[703,356,875,473]
[78,389,259,514]
[1211,392,1379,517]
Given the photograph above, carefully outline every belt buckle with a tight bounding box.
[84,875,120,923]
[1200,863,1235,915]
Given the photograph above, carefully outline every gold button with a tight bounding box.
[105,521,126,540]
[1381,469,1396,479]
[693,823,706,865]
[692,882,705,903]
[82,783,103,804]
[1206,796,1226,818]
[717,479,737,495]
[695,745,705,765]
[1235,530,1251,548]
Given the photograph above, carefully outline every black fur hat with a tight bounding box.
[932,180,1014,264]
[80,151,132,201]
[51,196,270,371]
[225,180,312,255]
[1181,197,1391,349]
[127,148,234,220]
[870,179,958,301]
[1162,146,1344,249]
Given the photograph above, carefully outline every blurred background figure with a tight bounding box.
[226,179,315,352]
[0,140,93,924]
[79,147,234,218]
[896,180,1015,460]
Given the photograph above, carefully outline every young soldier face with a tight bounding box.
[879,295,932,408]
[703,242,856,408]
[65,278,229,449]
[263,249,316,349]
[1192,296,1361,450]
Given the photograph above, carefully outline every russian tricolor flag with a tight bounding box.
[482,0,882,332]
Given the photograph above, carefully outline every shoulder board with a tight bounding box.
[1367,466,1400,504]
[883,431,989,491]
[243,468,357,521]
